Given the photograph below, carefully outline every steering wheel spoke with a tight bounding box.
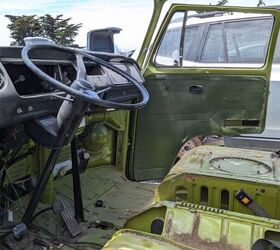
[83,89,101,100]
[96,86,112,95]
[75,54,87,80]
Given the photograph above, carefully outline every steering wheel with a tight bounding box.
[21,44,149,110]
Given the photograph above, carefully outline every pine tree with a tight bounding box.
[39,15,82,45]
[5,15,41,46]
[5,14,82,46]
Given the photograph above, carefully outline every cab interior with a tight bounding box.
[0,2,280,250]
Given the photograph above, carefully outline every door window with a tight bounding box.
[200,24,225,63]
[273,32,280,63]
[155,12,184,66]
[225,18,274,64]
[183,26,199,61]
[154,11,274,68]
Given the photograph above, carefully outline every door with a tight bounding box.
[128,4,280,181]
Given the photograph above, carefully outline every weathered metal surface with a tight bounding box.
[5,109,130,205]
[164,209,240,250]
[166,145,280,182]
[103,229,193,250]
[177,136,203,159]
[82,110,130,171]
[119,201,280,250]
[7,166,156,249]
[54,166,156,247]
[156,145,280,218]
[175,135,224,162]
[81,123,114,167]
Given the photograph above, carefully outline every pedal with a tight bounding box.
[235,189,272,219]
[53,200,82,237]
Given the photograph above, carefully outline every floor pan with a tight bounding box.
[31,166,157,249]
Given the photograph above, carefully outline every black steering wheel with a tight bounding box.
[21,44,149,110]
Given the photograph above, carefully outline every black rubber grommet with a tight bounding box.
[95,200,103,207]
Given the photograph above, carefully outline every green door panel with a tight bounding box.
[130,4,280,181]
[133,74,268,180]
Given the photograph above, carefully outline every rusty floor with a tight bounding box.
[30,166,157,249]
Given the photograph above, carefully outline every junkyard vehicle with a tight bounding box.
[1,1,280,250]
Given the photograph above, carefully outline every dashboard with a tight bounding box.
[0,46,143,129]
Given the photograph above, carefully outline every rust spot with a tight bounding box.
[167,213,241,250]
[165,216,173,236]
[177,137,203,159]
[173,232,241,250]
[182,173,194,182]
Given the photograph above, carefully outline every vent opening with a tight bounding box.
[221,189,229,210]
[175,186,188,201]
[200,186,208,206]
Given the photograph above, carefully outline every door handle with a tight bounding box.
[189,85,203,94]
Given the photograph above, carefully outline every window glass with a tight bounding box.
[155,11,274,68]
[273,33,280,63]
[226,31,239,63]
[183,26,199,60]
[155,12,184,66]
[225,19,273,64]
[201,24,225,63]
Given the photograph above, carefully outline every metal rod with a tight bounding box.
[22,148,61,225]
[71,137,84,222]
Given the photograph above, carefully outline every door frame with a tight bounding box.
[127,4,280,180]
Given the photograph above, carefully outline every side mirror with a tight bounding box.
[87,27,121,53]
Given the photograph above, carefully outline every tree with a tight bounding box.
[5,14,82,46]
[257,0,265,7]
[216,0,228,6]
[196,0,228,13]
[214,0,264,6]
[39,15,82,46]
[5,15,41,46]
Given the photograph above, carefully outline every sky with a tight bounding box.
[0,0,279,51]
